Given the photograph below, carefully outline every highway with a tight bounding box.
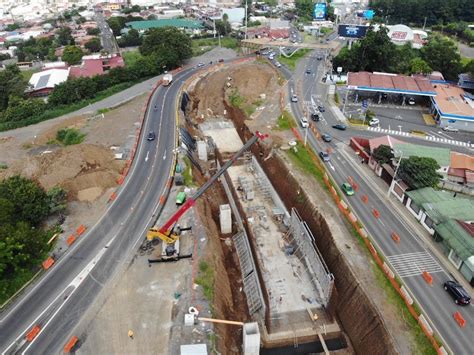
[281,51,474,354]
[0,67,197,354]
[94,10,118,54]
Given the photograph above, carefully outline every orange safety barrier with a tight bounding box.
[326,147,333,154]
[66,235,76,246]
[117,176,124,185]
[352,183,359,191]
[391,232,401,244]
[76,225,86,236]
[422,271,433,285]
[26,325,41,342]
[453,312,466,327]
[361,195,368,204]
[64,336,79,353]
[42,257,55,270]
[372,208,380,218]
[159,195,166,205]
[108,192,117,203]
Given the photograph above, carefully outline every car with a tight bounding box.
[319,151,330,162]
[316,56,323,60]
[218,58,224,62]
[291,94,298,103]
[444,280,471,305]
[305,69,312,75]
[368,118,380,127]
[269,55,275,60]
[332,124,347,131]
[147,131,156,141]
[311,112,321,121]
[341,183,354,196]
[408,97,415,105]
[318,105,325,112]
[300,117,309,128]
[274,61,282,68]
[442,126,459,132]
[197,62,205,67]
[321,133,332,142]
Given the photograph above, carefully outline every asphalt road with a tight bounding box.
[94,11,118,54]
[0,67,197,354]
[283,51,474,354]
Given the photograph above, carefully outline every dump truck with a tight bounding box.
[163,73,173,86]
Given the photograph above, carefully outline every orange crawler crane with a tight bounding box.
[147,131,267,261]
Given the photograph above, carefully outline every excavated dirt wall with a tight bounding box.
[225,103,397,355]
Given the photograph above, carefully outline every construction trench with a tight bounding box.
[179,65,398,354]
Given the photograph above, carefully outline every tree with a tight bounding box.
[86,28,101,36]
[372,145,394,165]
[421,35,462,80]
[47,186,67,214]
[84,38,102,53]
[107,16,128,36]
[0,97,47,123]
[398,156,441,190]
[56,26,74,46]
[464,59,474,77]
[0,65,27,112]
[295,0,314,20]
[0,176,51,227]
[0,53,11,61]
[118,29,142,47]
[62,45,83,65]
[215,20,231,36]
[139,27,192,66]
[409,57,432,75]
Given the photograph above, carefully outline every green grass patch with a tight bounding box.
[182,156,194,187]
[287,142,327,188]
[97,108,110,114]
[278,49,311,70]
[228,89,258,118]
[275,110,296,130]
[0,163,7,169]
[195,261,214,302]
[56,128,86,145]
[348,117,368,126]
[122,50,143,66]
[192,37,239,56]
[0,269,38,306]
[20,69,38,82]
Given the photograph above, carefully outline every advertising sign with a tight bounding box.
[363,10,375,19]
[338,24,368,38]
[313,2,327,21]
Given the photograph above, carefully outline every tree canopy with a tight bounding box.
[84,37,102,53]
[62,45,83,65]
[0,66,27,112]
[398,156,441,190]
[56,26,74,46]
[372,145,394,165]
[420,34,462,80]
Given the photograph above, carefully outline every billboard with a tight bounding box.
[363,10,375,19]
[313,3,327,20]
[338,24,368,38]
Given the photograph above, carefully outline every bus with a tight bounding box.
[176,191,186,206]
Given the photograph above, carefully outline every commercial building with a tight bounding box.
[429,83,474,132]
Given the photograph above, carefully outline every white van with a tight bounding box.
[300,117,309,128]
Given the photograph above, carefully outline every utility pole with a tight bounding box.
[245,0,248,40]
[387,151,403,197]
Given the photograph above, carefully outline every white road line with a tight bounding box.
[145,151,149,162]
[386,251,444,278]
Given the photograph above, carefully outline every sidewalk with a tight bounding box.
[339,145,473,293]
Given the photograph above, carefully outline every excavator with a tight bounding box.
[146,131,267,261]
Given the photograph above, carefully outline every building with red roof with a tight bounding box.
[69,54,125,78]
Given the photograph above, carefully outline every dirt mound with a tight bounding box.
[0,144,122,201]
[189,62,278,122]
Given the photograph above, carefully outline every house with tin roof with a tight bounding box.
[405,187,474,235]
[434,219,474,285]
[27,68,69,97]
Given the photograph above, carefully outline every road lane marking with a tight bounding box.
[145,151,149,162]
[387,251,444,278]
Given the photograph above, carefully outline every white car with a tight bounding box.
[368,118,380,126]
[442,126,459,132]
[274,61,282,68]
[300,117,309,128]
[408,97,415,105]
[291,94,298,103]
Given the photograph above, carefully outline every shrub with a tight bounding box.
[56,128,85,145]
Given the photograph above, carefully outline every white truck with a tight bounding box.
[163,73,173,86]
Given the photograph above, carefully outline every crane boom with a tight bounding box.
[147,131,266,243]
